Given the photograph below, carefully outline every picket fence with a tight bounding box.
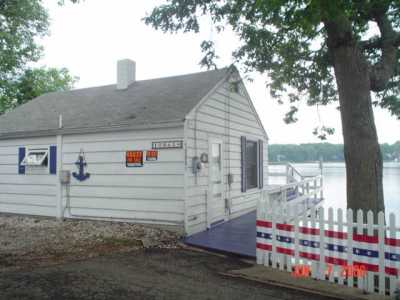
[256,204,400,297]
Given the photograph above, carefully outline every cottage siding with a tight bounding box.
[61,128,185,226]
[185,81,268,235]
[0,136,57,216]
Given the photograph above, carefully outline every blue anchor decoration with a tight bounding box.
[72,149,90,181]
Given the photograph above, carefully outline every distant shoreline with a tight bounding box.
[269,160,400,164]
[268,142,400,163]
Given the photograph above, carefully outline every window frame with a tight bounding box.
[241,136,264,193]
[245,139,259,190]
[21,147,49,168]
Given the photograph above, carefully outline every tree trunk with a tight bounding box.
[329,43,385,216]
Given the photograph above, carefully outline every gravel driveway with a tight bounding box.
[0,214,179,270]
[0,214,337,299]
[0,248,336,300]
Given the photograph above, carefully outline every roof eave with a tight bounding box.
[0,120,185,140]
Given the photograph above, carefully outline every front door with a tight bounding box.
[207,137,224,228]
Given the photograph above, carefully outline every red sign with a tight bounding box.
[146,150,158,161]
[126,151,143,167]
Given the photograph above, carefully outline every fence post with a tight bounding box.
[286,205,293,273]
[378,211,386,295]
[314,179,317,203]
[318,207,325,280]
[356,209,364,291]
[265,202,272,268]
[310,206,318,278]
[347,209,354,288]
[366,210,375,293]
[294,204,300,268]
[271,205,277,269]
[286,163,290,184]
[327,207,335,282]
[388,213,397,296]
[337,208,345,285]
[320,176,324,200]
[256,191,263,265]
[302,209,309,276]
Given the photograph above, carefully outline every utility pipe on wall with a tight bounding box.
[56,114,64,220]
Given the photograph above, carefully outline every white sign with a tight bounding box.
[152,140,183,149]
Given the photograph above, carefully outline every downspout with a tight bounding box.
[183,118,189,235]
[225,82,232,216]
[56,114,64,220]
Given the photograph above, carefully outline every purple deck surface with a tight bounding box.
[184,211,256,258]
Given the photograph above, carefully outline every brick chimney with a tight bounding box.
[117,59,136,90]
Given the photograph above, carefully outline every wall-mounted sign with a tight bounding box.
[146,150,158,161]
[152,140,183,149]
[126,151,143,167]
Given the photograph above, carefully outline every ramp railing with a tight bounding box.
[264,162,324,217]
[260,175,323,220]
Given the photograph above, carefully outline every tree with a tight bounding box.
[144,0,400,215]
[0,0,79,113]
[0,67,77,113]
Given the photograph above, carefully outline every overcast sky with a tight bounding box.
[39,0,400,145]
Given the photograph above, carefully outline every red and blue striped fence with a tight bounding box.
[256,206,399,296]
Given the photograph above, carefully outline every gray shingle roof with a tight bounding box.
[0,67,230,139]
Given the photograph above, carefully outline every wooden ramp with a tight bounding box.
[184,211,256,258]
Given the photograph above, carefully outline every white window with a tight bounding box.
[245,140,258,190]
[21,148,49,167]
[241,136,264,192]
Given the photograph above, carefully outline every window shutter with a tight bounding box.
[241,136,247,192]
[49,145,57,175]
[18,147,25,174]
[258,140,264,189]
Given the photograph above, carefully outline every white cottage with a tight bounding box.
[0,60,268,235]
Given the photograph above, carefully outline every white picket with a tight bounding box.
[271,206,277,269]
[318,207,325,280]
[337,208,345,285]
[356,209,364,291]
[277,205,285,271]
[388,213,397,296]
[366,210,375,293]
[294,204,300,268]
[378,212,386,295]
[327,207,335,282]
[309,207,317,278]
[264,202,272,268]
[256,195,263,265]
[347,209,354,288]
[286,205,293,273]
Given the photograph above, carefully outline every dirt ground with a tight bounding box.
[0,215,336,299]
[0,248,338,300]
[0,214,179,270]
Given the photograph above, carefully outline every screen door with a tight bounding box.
[207,137,225,228]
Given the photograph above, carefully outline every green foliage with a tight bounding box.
[0,67,78,113]
[269,142,400,162]
[144,0,400,124]
[312,126,335,140]
[0,0,48,79]
[0,0,78,113]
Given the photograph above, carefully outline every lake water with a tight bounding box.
[270,162,400,217]
[292,162,400,217]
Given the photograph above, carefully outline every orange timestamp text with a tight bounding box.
[292,264,367,278]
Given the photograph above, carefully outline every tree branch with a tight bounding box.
[368,14,399,92]
[360,34,400,51]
